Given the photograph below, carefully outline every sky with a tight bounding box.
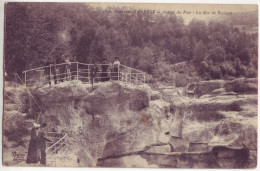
[87,3,258,24]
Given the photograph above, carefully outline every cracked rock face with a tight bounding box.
[15,77,257,168]
[152,78,257,168]
[32,81,170,167]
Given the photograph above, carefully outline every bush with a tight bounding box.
[246,65,257,78]
[3,118,30,147]
[175,73,190,87]
[209,65,223,79]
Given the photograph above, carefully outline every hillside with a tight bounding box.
[5,3,258,82]
[209,10,258,35]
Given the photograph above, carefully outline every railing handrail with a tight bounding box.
[4,92,19,104]
[44,131,65,134]
[78,62,92,66]
[48,139,67,155]
[22,62,79,73]
[23,62,144,73]
[15,73,42,121]
[46,133,67,152]
[23,62,146,86]
[120,64,145,74]
[3,106,21,123]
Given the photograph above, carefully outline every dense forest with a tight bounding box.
[5,3,258,81]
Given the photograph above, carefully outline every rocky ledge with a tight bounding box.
[3,78,257,168]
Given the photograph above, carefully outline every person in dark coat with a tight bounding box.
[57,58,66,82]
[65,58,71,81]
[112,57,120,80]
[51,63,58,84]
[101,58,109,82]
[90,63,99,86]
[26,123,40,164]
[44,62,51,85]
[37,123,52,165]
[44,62,57,85]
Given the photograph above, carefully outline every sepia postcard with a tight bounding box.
[1,0,258,169]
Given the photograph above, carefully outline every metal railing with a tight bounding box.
[3,92,21,123]
[45,132,67,155]
[22,62,146,87]
[13,132,67,164]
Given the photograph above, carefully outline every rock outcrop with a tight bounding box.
[187,77,257,98]
[29,81,170,167]
[3,77,257,168]
[155,77,257,168]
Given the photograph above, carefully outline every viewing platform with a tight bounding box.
[22,62,146,87]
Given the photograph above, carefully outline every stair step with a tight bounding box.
[4,110,20,115]
[4,95,19,104]
[4,98,18,104]
[4,84,17,89]
[3,113,16,120]
[3,110,24,122]
[4,104,18,111]
[4,89,17,96]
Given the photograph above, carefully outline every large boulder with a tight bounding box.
[164,78,258,168]
[190,80,225,98]
[188,78,257,98]
[224,77,258,94]
[27,81,171,167]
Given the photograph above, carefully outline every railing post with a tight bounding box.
[143,73,145,83]
[29,93,32,110]
[15,73,17,94]
[50,65,52,83]
[130,70,131,83]
[118,65,120,81]
[136,73,138,84]
[76,62,79,81]
[24,71,27,86]
[88,65,90,83]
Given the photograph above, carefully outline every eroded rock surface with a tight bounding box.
[3,77,257,168]
[30,81,169,167]
[153,77,258,168]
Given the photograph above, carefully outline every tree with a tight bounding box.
[137,46,156,74]
[5,3,29,75]
[207,46,226,64]
[4,3,257,81]
[192,40,207,64]
[188,19,207,42]
[237,49,251,66]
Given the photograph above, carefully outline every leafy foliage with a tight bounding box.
[5,3,258,80]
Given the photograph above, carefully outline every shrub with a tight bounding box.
[209,65,223,79]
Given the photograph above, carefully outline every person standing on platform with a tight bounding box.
[44,61,57,85]
[101,58,109,82]
[90,63,99,86]
[50,63,58,84]
[44,62,51,85]
[112,57,120,80]
[65,58,71,81]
